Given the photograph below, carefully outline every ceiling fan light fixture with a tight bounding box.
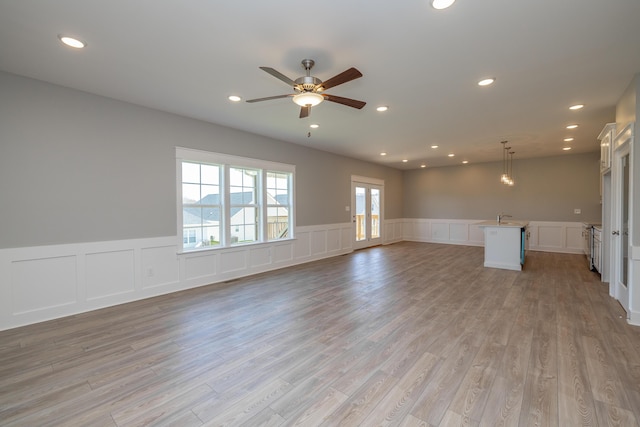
[292,92,324,107]
[431,0,456,10]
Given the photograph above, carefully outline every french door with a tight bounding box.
[612,126,632,315]
[352,176,383,250]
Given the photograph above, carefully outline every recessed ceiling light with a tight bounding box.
[380,152,387,156]
[228,95,242,102]
[310,124,319,129]
[376,106,389,112]
[564,137,574,142]
[431,145,439,149]
[431,0,456,10]
[478,78,495,86]
[569,104,584,110]
[58,35,86,49]
[563,147,572,151]
[462,160,469,164]
[402,159,408,163]
[566,124,579,129]
[448,153,455,157]
[421,164,426,168]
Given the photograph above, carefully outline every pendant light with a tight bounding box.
[499,141,515,186]
[500,141,509,183]
[507,151,515,186]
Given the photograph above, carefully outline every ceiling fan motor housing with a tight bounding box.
[295,75,322,92]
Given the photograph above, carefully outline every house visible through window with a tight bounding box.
[176,148,295,252]
[267,172,291,239]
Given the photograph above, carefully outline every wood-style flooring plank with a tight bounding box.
[1,242,639,426]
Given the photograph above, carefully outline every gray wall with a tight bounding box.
[403,152,602,222]
[0,72,403,249]
[0,70,608,250]
[615,73,639,245]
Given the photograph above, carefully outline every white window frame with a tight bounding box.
[176,147,295,253]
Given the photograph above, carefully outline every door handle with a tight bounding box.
[612,230,620,235]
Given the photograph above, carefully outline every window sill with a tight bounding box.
[177,237,296,256]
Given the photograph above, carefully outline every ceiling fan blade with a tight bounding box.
[259,67,297,87]
[299,105,310,118]
[323,94,366,109]
[319,67,363,91]
[246,94,293,103]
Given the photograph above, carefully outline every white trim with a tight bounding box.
[351,175,385,186]
[176,147,295,173]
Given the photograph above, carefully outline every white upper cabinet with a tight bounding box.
[598,123,616,173]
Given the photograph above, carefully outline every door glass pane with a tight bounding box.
[621,154,629,287]
[355,186,366,241]
[371,188,380,239]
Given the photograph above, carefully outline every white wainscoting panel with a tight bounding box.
[450,223,469,243]
[327,228,341,253]
[249,246,272,269]
[311,230,328,256]
[220,249,248,275]
[273,242,293,264]
[141,245,180,290]
[0,223,354,331]
[184,251,217,282]
[294,231,311,259]
[85,250,135,301]
[431,222,450,242]
[535,226,563,251]
[383,219,404,244]
[11,255,77,315]
[0,220,593,331]
[403,219,584,254]
[341,227,353,251]
[527,222,583,254]
[469,224,485,245]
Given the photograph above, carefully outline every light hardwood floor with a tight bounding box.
[1,242,639,426]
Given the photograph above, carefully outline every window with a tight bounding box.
[181,162,222,249]
[266,172,291,239]
[176,148,294,252]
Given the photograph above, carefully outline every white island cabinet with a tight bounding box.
[477,221,529,271]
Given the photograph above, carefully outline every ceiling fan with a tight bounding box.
[246,59,366,118]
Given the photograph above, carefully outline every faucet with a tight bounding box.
[497,213,512,224]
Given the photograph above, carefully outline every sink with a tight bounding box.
[498,221,526,227]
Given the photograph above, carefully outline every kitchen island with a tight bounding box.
[477,220,529,271]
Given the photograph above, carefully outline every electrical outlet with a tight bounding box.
[574,208,581,214]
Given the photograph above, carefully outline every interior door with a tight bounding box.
[612,142,630,314]
[352,180,383,250]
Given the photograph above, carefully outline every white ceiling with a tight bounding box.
[1,0,639,169]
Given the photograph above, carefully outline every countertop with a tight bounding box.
[476,220,529,228]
